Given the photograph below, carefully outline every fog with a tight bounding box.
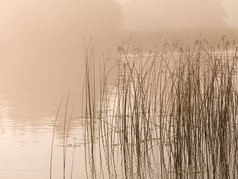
[222,0,238,27]
[0,0,238,58]
[0,0,122,58]
[121,0,238,30]
[123,0,227,30]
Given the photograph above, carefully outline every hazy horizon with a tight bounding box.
[1,1,238,178]
[0,0,238,58]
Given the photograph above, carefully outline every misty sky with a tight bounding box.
[0,0,237,58]
[122,0,236,30]
[222,0,238,27]
[120,0,237,28]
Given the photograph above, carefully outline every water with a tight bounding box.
[1,48,237,178]
[0,57,87,179]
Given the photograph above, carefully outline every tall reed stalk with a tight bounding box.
[82,38,238,179]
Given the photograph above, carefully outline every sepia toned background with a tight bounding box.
[0,0,237,178]
[0,0,238,58]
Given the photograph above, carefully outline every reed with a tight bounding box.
[82,38,238,179]
[50,92,77,179]
[51,38,238,179]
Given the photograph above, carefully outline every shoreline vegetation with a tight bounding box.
[52,37,238,179]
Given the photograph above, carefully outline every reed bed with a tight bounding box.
[80,38,238,179]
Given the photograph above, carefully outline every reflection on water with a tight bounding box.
[1,44,238,178]
[0,118,52,179]
[0,57,86,178]
[0,57,84,122]
[0,117,86,179]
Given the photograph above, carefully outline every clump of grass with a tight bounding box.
[82,37,238,179]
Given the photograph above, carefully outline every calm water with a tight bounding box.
[0,57,87,179]
[1,49,237,178]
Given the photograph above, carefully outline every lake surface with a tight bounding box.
[1,48,238,179]
[0,57,87,179]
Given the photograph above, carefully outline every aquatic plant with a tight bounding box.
[82,38,238,179]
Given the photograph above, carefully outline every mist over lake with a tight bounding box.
[0,0,238,178]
